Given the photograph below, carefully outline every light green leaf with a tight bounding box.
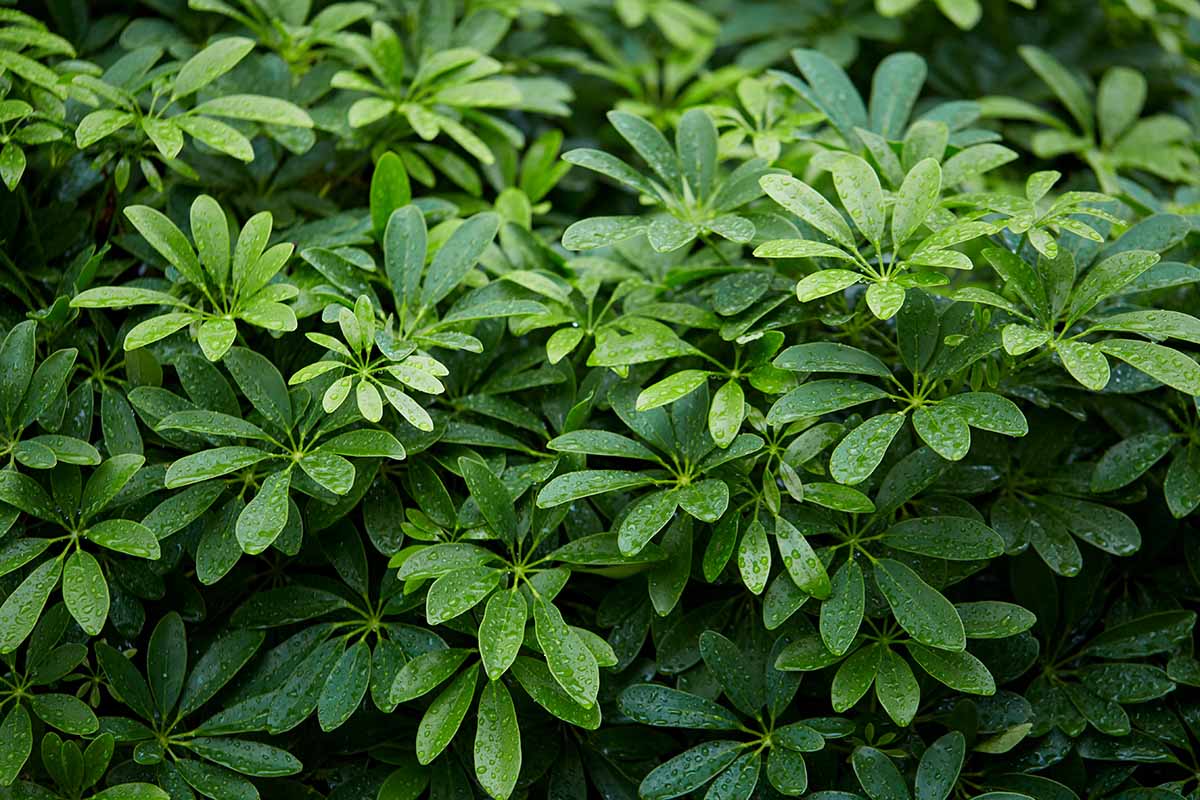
[165,446,273,488]
[1066,250,1159,323]
[415,664,478,765]
[537,470,656,507]
[390,649,472,704]
[174,37,255,99]
[124,205,205,288]
[63,550,108,636]
[0,559,61,653]
[547,430,659,461]
[617,489,678,556]
[821,559,864,656]
[75,109,133,148]
[738,519,771,595]
[1087,309,1200,344]
[619,684,741,729]
[883,516,1005,560]
[907,643,995,694]
[866,282,906,319]
[371,153,411,238]
[760,174,856,249]
[755,239,856,261]
[0,142,25,190]
[82,518,156,561]
[832,643,881,711]
[939,393,1028,436]
[176,116,254,161]
[709,379,744,448]
[194,95,313,128]
[1091,432,1174,492]
[608,110,680,188]
[1098,339,1200,395]
[893,159,941,248]
[534,597,599,708]
[830,413,905,485]
[1057,341,1110,390]
[142,118,183,159]
[197,318,237,361]
[768,379,888,425]
[637,370,709,410]
[875,647,920,726]
[299,451,355,495]
[562,215,646,250]
[474,680,521,800]
[776,515,831,599]
[185,737,301,778]
[0,469,59,521]
[678,476,728,522]
[71,286,188,309]
[832,155,884,244]
[509,657,600,729]
[874,559,966,651]
[911,405,970,461]
[419,212,500,308]
[235,469,291,555]
[426,565,499,625]
[954,602,1037,639]
[774,343,891,377]
[479,591,526,680]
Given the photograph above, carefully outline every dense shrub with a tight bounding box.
[0,1,1198,799]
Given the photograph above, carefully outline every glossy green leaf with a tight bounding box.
[852,747,910,800]
[534,598,599,708]
[479,591,526,680]
[874,559,966,651]
[415,664,478,765]
[821,559,865,656]
[317,641,370,731]
[830,413,905,485]
[0,559,62,653]
[915,732,965,800]
[882,516,1005,560]
[474,680,521,800]
[618,684,741,729]
[639,740,742,800]
[776,515,831,599]
[874,647,920,726]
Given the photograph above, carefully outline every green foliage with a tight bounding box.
[983,47,1199,193]
[0,2,1198,800]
